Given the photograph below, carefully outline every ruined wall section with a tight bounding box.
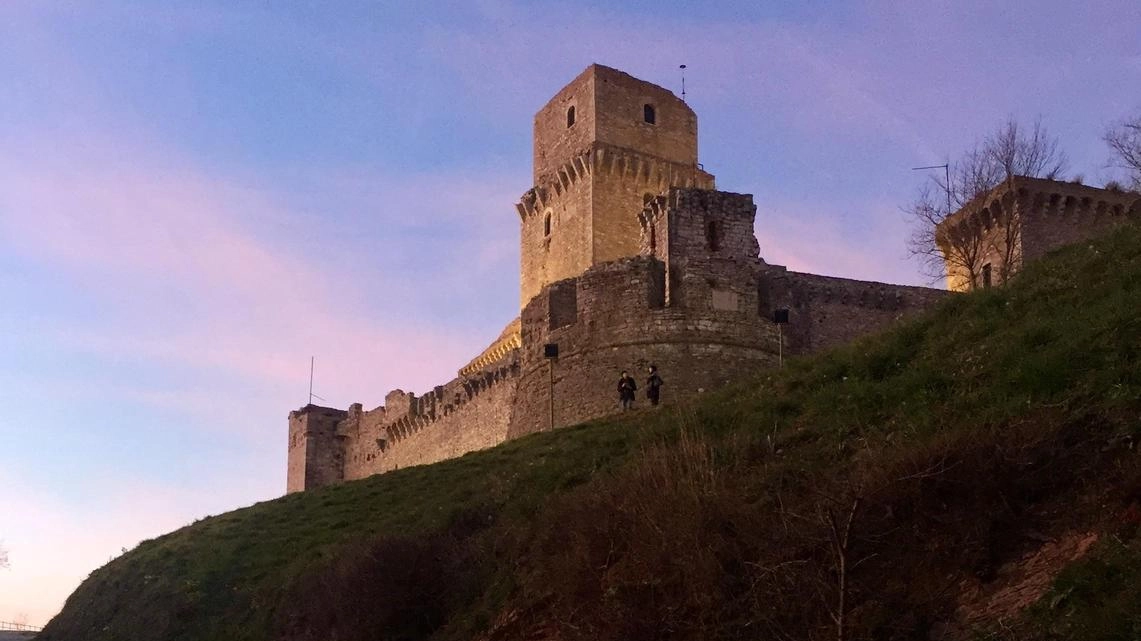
[761,268,948,354]
[338,356,520,478]
[286,405,347,493]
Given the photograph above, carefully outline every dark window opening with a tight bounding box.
[566,106,576,128]
[643,193,654,206]
[643,104,656,124]
[544,213,552,237]
[706,220,720,252]
[649,227,657,253]
[982,263,992,288]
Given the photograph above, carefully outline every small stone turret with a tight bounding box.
[286,405,347,493]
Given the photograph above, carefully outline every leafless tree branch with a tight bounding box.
[905,117,1068,287]
[1105,111,1141,190]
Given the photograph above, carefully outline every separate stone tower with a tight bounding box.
[516,64,715,307]
[286,405,346,493]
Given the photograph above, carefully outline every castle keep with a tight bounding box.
[287,65,949,493]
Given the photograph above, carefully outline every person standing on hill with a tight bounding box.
[618,371,638,410]
[646,365,664,406]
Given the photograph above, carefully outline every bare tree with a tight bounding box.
[1,543,8,569]
[906,117,1068,287]
[1104,111,1141,190]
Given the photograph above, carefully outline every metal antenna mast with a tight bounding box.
[912,163,952,215]
[307,356,327,405]
[679,64,687,102]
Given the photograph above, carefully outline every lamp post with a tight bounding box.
[772,309,789,367]
[543,343,558,431]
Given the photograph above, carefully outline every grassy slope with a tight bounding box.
[40,224,1141,641]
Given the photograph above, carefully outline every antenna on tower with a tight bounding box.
[679,64,687,102]
[306,357,327,405]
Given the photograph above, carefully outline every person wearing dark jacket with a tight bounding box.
[646,365,664,406]
[618,371,638,410]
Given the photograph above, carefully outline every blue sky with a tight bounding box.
[1,0,1138,625]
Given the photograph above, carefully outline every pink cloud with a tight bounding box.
[755,198,929,287]
[0,136,512,415]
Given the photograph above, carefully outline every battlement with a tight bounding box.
[937,177,1141,290]
[334,355,521,479]
[515,144,714,221]
[941,177,1139,234]
[761,267,949,353]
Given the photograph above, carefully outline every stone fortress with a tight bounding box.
[287,64,1141,493]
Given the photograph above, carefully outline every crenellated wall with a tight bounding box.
[334,357,520,479]
[937,177,1141,291]
[761,268,949,354]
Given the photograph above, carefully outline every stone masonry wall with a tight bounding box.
[938,177,1141,291]
[510,188,780,438]
[591,65,698,169]
[518,167,593,308]
[591,147,714,267]
[761,268,949,354]
[1020,180,1140,262]
[533,66,597,184]
[509,257,778,438]
[517,145,713,307]
[338,358,520,478]
[286,405,347,493]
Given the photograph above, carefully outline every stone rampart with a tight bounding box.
[337,356,520,479]
[762,268,949,354]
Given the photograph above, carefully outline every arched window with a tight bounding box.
[566,106,576,128]
[544,212,552,237]
[649,226,657,253]
[706,220,720,252]
[643,104,656,124]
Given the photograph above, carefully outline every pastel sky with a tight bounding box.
[1,0,1138,625]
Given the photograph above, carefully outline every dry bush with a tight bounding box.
[513,431,841,641]
[274,506,494,641]
[509,415,1125,641]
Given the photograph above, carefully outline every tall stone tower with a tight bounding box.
[516,64,716,307]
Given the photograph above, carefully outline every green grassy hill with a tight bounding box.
[40,224,1141,641]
